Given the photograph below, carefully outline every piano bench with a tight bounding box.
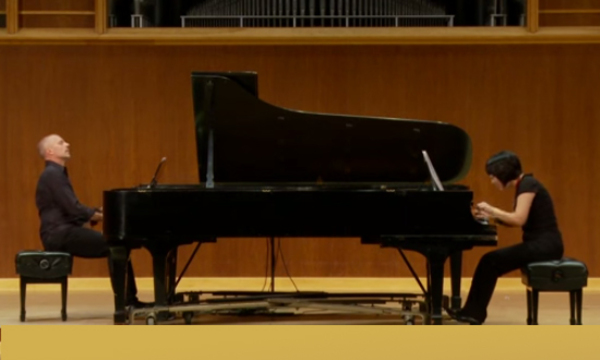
[15,250,73,322]
[521,258,588,325]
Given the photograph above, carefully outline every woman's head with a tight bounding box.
[485,151,522,189]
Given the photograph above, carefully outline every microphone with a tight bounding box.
[148,157,167,189]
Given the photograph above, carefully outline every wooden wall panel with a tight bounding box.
[20,0,95,11]
[0,0,5,28]
[20,14,94,28]
[540,0,600,26]
[19,0,95,28]
[0,45,7,271]
[540,0,600,9]
[0,45,599,280]
[540,13,600,26]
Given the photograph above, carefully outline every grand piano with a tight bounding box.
[103,71,498,325]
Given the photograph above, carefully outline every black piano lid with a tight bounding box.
[191,71,473,187]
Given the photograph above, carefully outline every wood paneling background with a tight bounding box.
[540,0,600,9]
[0,0,5,28]
[541,13,600,26]
[0,44,599,279]
[539,0,600,26]
[20,0,95,11]
[18,0,95,28]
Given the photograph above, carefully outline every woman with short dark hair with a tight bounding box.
[448,150,564,324]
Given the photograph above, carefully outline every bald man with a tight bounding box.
[35,134,146,307]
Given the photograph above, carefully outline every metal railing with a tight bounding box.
[112,12,528,28]
[131,14,152,27]
[181,14,454,28]
[108,0,527,28]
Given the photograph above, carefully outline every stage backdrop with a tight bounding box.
[0,44,599,278]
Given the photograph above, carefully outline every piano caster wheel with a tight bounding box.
[146,314,157,325]
[183,311,194,325]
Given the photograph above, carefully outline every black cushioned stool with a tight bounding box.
[15,250,73,322]
[521,258,588,325]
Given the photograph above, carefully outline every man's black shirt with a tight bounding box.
[35,161,96,243]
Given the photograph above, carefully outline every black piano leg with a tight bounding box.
[428,252,448,325]
[450,251,463,311]
[167,250,178,302]
[152,251,168,304]
[151,247,177,321]
[109,246,129,325]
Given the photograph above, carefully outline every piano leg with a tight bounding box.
[167,250,178,300]
[151,250,168,305]
[148,245,179,321]
[108,246,129,325]
[427,250,448,325]
[450,251,463,311]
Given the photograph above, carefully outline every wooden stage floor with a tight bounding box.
[1,278,598,325]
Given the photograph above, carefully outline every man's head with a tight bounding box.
[485,150,522,190]
[38,134,71,165]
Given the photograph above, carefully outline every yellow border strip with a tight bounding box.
[5,325,599,360]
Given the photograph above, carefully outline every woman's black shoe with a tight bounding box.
[445,307,460,320]
[444,307,482,325]
[454,314,482,325]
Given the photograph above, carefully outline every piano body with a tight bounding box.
[103,71,497,325]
